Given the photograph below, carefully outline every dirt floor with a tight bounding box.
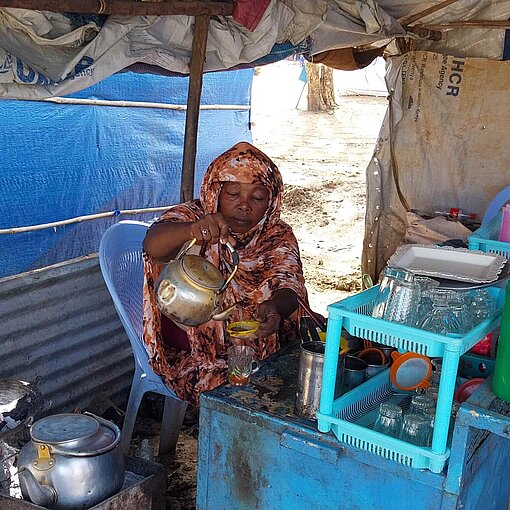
[252,60,387,314]
[138,61,388,509]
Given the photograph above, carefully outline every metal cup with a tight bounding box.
[295,341,345,420]
[342,355,368,393]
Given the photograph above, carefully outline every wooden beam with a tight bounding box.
[180,14,209,203]
[0,0,234,16]
[398,0,459,27]
[422,20,510,30]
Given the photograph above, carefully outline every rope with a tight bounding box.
[387,90,411,212]
[0,206,172,235]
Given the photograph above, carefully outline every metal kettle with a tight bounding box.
[18,412,125,509]
[155,238,239,327]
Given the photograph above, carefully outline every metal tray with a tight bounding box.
[388,244,507,284]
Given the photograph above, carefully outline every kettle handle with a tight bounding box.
[178,238,239,292]
[176,237,198,260]
[219,241,239,292]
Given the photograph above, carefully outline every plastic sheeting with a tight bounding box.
[362,51,510,279]
[0,68,253,278]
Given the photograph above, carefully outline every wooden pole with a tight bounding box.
[0,0,233,16]
[180,14,209,202]
[422,20,510,30]
[398,0,459,27]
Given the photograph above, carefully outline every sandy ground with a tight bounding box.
[128,61,389,509]
[251,60,387,315]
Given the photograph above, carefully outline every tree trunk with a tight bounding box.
[320,65,336,109]
[306,62,336,111]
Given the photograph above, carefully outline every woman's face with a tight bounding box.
[218,181,270,234]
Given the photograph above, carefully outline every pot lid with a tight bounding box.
[181,255,225,290]
[31,413,99,445]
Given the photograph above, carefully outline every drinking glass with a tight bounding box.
[417,289,463,335]
[410,394,435,415]
[372,267,420,325]
[373,402,403,438]
[227,346,260,386]
[448,291,472,334]
[468,289,495,328]
[421,407,436,446]
[399,413,430,446]
[414,276,440,326]
[425,385,440,402]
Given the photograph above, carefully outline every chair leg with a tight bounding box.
[121,373,145,453]
[159,396,188,455]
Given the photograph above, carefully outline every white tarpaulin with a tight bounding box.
[0,0,411,99]
[363,51,510,278]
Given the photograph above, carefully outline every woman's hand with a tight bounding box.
[190,213,230,246]
[254,300,281,338]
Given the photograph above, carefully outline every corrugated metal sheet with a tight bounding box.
[0,254,134,415]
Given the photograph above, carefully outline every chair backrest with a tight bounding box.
[99,220,151,370]
[483,185,510,225]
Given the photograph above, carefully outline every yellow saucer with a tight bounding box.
[226,321,259,337]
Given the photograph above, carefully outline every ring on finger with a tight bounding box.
[201,228,209,236]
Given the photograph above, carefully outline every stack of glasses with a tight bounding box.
[372,267,495,335]
[373,392,460,447]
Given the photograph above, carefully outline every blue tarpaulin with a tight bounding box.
[0,69,253,278]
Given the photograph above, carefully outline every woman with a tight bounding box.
[142,141,307,405]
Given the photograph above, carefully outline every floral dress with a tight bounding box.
[143,142,307,405]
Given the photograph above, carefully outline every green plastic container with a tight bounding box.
[492,280,510,402]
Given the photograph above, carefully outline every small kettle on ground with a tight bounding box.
[155,238,239,327]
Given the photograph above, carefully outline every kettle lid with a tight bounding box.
[181,255,225,290]
[30,413,99,445]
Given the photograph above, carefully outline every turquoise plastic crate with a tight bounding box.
[317,370,450,473]
[468,211,510,258]
[326,285,504,358]
[318,284,504,473]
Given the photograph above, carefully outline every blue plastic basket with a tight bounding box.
[468,211,510,258]
[317,370,450,472]
[326,285,504,358]
[318,285,504,473]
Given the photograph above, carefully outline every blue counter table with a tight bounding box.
[197,345,510,510]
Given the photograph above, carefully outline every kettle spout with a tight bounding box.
[19,468,57,508]
[211,303,239,321]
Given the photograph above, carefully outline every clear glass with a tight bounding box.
[421,407,436,446]
[383,279,421,325]
[372,267,417,321]
[399,413,430,447]
[410,394,436,415]
[417,289,463,335]
[373,402,403,438]
[468,289,495,328]
[227,346,259,386]
[448,291,472,334]
[425,385,439,402]
[414,277,440,327]
[429,358,442,387]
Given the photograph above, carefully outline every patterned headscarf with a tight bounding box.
[142,142,306,405]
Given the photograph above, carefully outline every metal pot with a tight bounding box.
[155,238,240,326]
[18,412,125,510]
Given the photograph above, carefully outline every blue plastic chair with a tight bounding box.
[99,220,187,455]
[482,185,510,225]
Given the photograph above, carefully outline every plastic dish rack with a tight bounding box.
[468,211,510,258]
[317,285,504,473]
[326,369,450,471]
